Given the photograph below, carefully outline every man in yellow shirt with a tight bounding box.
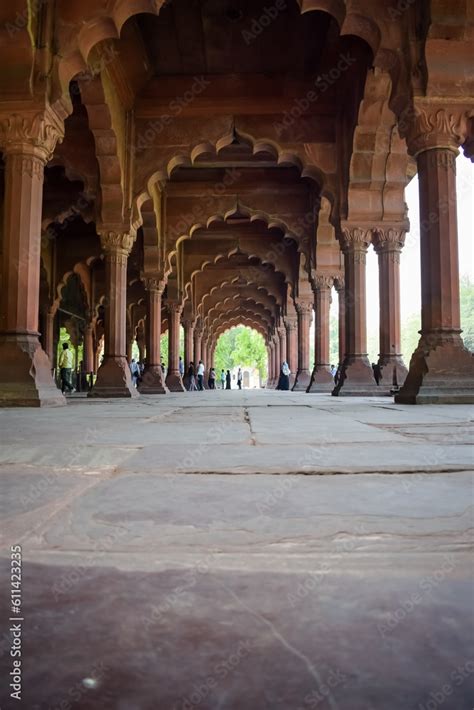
[58,342,75,394]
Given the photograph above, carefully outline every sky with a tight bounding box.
[332,154,474,333]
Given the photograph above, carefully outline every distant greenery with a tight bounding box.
[214,326,267,379]
[371,275,474,363]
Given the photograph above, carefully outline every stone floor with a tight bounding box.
[0,390,473,709]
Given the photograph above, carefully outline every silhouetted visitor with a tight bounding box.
[277,361,291,390]
[187,362,197,391]
[58,342,74,394]
[130,358,140,387]
[237,367,243,390]
[226,370,231,390]
[208,368,216,389]
[372,362,382,385]
[179,356,184,378]
[197,360,205,390]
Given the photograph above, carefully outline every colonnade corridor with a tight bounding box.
[1,0,474,708]
[1,391,473,708]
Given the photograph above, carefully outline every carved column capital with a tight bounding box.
[334,276,345,292]
[166,301,183,317]
[99,230,135,257]
[284,316,298,332]
[0,108,64,163]
[277,326,287,338]
[314,274,334,291]
[295,301,313,316]
[372,227,406,255]
[340,226,372,253]
[405,102,472,157]
[143,276,165,294]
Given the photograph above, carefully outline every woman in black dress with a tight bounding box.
[225,370,231,390]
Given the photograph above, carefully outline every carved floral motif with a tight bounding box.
[99,231,135,255]
[0,110,64,163]
[407,105,471,156]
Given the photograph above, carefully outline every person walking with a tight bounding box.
[58,342,74,394]
[197,360,205,391]
[220,369,226,389]
[130,358,140,387]
[237,367,243,390]
[187,361,197,391]
[178,356,184,379]
[225,369,231,390]
[208,367,216,389]
[277,361,291,390]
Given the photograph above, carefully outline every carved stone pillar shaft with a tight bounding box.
[83,322,95,374]
[267,343,274,385]
[183,320,194,369]
[285,318,298,386]
[89,231,138,398]
[0,111,66,406]
[44,310,55,366]
[165,302,185,392]
[333,228,380,396]
[308,277,334,392]
[395,104,474,403]
[374,228,407,388]
[278,327,287,366]
[139,280,168,394]
[194,328,203,366]
[272,334,280,388]
[292,302,312,391]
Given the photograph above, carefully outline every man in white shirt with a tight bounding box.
[58,342,74,394]
[197,360,205,391]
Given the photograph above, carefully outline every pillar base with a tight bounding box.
[165,372,185,392]
[332,356,382,396]
[395,335,474,404]
[0,334,66,407]
[89,357,139,398]
[138,366,169,395]
[378,355,408,391]
[292,369,312,392]
[307,365,334,393]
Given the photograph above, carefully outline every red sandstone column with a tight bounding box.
[278,326,287,366]
[139,279,168,394]
[89,230,138,398]
[183,319,194,369]
[396,105,474,403]
[308,276,334,392]
[335,279,346,367]
[165,302,185,392]
[44,309,55,366]
[267,342,274,386]
[373,227,408,390]
[272,333,280,388]
[333,227,379,396]
[194,326,203,366]
[84,321,95,374]
[284,316,298,387]
[0,110,66,406]
[292,301,312,391]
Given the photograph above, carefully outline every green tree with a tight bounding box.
[214,326,267,379]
